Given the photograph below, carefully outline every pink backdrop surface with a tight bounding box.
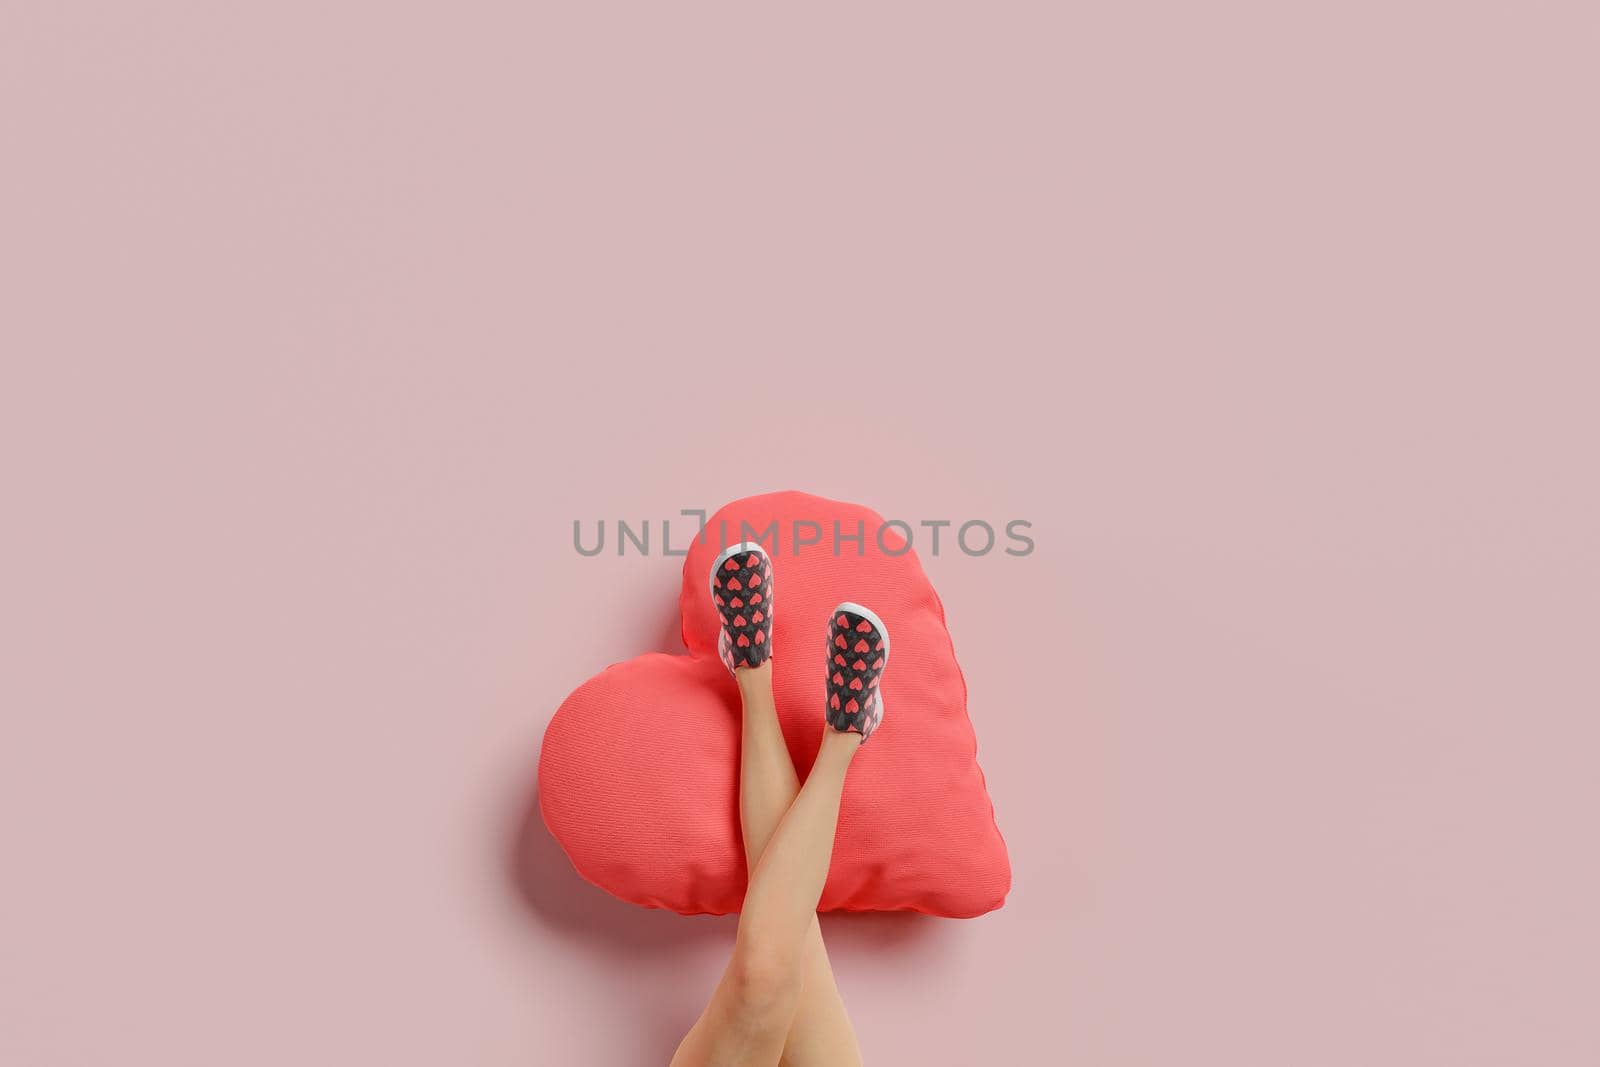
[3,3,1597,1065]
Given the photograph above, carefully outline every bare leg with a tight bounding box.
[736,728,859,976]
[670,668,862,1067]
[731,663,863,1065]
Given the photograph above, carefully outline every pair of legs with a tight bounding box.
[668,659,866,1067]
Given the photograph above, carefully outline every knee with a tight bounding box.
[727,944,802,1017]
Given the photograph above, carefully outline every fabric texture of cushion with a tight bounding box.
[538,491,1011,917]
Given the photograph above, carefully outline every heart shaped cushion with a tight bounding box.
[538,491,1011,917]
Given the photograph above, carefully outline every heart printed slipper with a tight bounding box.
[825,602,889,741]
[710,542,773,671]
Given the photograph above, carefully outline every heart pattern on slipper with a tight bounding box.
[712,545,773,670]
[825,607,888,741]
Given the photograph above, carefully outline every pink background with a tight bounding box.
[3,3,1597,1064]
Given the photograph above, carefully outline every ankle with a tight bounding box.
[734,658,774,695]
[819,726,863,761]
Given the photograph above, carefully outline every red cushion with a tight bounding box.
[538,491,1011,917]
